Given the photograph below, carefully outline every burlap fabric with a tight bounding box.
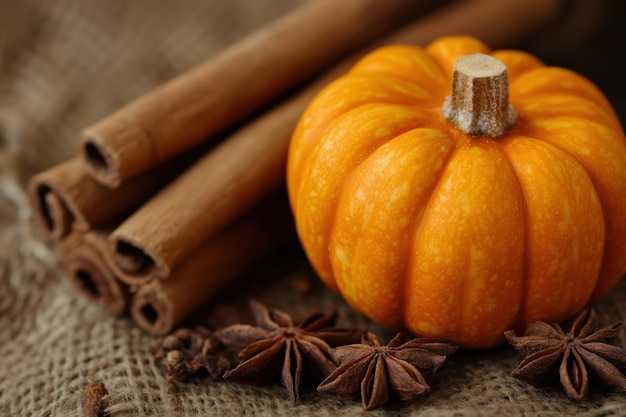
[1,1,625,416]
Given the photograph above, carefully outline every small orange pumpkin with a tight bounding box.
[287,36,626,348]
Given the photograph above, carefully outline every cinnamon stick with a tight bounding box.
[63,229,130,316]
[109,90,312,283]
[108,0,564,284]
[130,194,294,335]
[77,0,442,188]
[389,0,562,49]
[27,154,193,240]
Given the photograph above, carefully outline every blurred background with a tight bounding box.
[530,0,625,124]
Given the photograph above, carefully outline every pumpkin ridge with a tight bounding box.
[287,74,436,204]
[392,130,459,330]
[464,146,525,346]
[331,128,456,327]
[503,137,605,325]
[329,127,456,327]
[296,103,431,288]
[291,100,426,205]
[490,50,544,83]
[402,143,461,335]
[510,67,619,124]
[350,69,444,101]
[511,94,622,135]
[498,136,531,331]
[349,44,447,91]
[404,143,526,348]
[296,101,429,159]
[358,72,441,106]
[519,117,626,300]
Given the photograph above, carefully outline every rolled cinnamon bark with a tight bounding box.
[27,153,196,240]
[108,0,564,285]
[77,0,442,188]
[109,90,312,284]
[63,229,130,316]
[130,194,294,335]
[389,0,562,49]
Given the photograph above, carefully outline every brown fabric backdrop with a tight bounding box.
[1,1,625,416]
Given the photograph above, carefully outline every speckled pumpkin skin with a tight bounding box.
[287,36,626,348]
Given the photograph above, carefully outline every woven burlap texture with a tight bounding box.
[1,1,625,416]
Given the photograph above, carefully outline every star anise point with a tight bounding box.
[215,300,364,404]
[318,331,458,410]
[506,306,626,400]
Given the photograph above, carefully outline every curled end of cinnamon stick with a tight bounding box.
[27,179,74,240]
[130,285,175,335]
[64,246,129,316]
[78,132,121,188]
[109,235,167,285]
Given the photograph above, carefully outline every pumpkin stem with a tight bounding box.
[442,53,516,138]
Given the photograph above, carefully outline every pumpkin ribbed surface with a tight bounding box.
[287,36,626,348]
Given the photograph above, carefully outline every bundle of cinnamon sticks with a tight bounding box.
[28,0,575,335]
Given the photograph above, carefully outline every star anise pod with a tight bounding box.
[317,331,458,410]
[214,299,364,404]
[504,307,626,400]
[149,326,234,381]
